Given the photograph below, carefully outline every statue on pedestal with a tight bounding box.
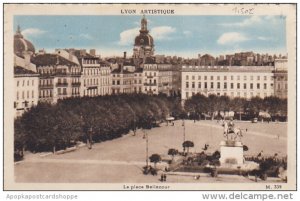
[222,118,244,141]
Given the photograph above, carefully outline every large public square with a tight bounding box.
[15,120,287,183]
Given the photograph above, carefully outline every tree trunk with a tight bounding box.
[21,146,25,157]
[53,145,56,154]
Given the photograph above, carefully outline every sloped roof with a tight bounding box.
[32,54,79,67]
[14,66,37,75]
[111,68,133,74]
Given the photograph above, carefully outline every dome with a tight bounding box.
[134,33,154,47]
[14,26,35,57]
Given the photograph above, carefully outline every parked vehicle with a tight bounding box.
[252,118,258,123]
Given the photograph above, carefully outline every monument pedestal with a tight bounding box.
[219,140,244,165]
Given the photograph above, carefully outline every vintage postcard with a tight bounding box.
[3,3,297,190]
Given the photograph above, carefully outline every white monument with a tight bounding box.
[220,120,244,165]
[219,140,244,165]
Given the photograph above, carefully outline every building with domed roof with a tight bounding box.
[133,15,154,64]
[14,25,35,58]
[13,25,39,117]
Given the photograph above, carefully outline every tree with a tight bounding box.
[218,95,230,114]
[14,118,26,160]
[182,140,194,155]
[207,94,218,120]
[263,96,287,120]
[247,97,263,117]
[168,148,178,161]
[15,94,178,153]
[21,103,60,153]
[149,154,161,169]
[229,97,246,120]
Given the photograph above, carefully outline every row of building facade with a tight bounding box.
[181,60,288,101]
[13,17,288,117]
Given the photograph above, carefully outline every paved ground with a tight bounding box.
[15,120,287,183]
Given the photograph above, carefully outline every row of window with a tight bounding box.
[57,78,67,84]
[83,88,110,96]
[17,79,35,87]
[185,91,274,99]
[84,78,110,86]
[144,65,172,71]
[186,82,272,90]
[40,89,53,98]
[84,68,110,76]
[40,87,110,98]
[40,79,81,86]
[40,79,53,86]
[185,75,272,81]
[112,87,143,94]
[16,90,35,100]
[275,76,288,81]
[144,72,157,77]
[82,59,98,65]
[277,83,288,90]
[14,101,35,109]
[38,68,80,75]
[144,87,157,92]
[72,88,80,95]
[112,79,143,85]
[112,73,142,77]
[58,88,67,95]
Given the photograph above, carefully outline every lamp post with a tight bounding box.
[182,119,186,153]
[128,106,136,136]
[143,130,149,167]
[133,112,136,136]
[143,115,152,167]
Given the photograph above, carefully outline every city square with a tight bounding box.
[15,120,287,183]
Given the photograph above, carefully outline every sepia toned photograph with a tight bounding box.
[3,3,297,190]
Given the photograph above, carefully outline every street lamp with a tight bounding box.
[128,106,136,136]
[143,115,152,167]
[182,119,186,153]
[143,129,149,167]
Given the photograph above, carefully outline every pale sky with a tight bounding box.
[14,15,286,58]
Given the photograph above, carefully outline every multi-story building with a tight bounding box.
[143,59,173,95]
[33,53,82,103]
[80,56,102,97]
[171,65,182,96]
[14,25,39,117]
[14,66,39,117]
[99,61,112,96]
[274,58,288,99]
[181,65,275,100]
[111,66,135,94]
[70,49,112,97]
[134,68,143,93]
[111,52,142,94]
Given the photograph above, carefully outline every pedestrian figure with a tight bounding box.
[160,174,164,182]
[194,175,200,180]
[163,174,167,181]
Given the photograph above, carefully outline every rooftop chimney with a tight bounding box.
[89,49,96,56]
[124,51,127,59]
